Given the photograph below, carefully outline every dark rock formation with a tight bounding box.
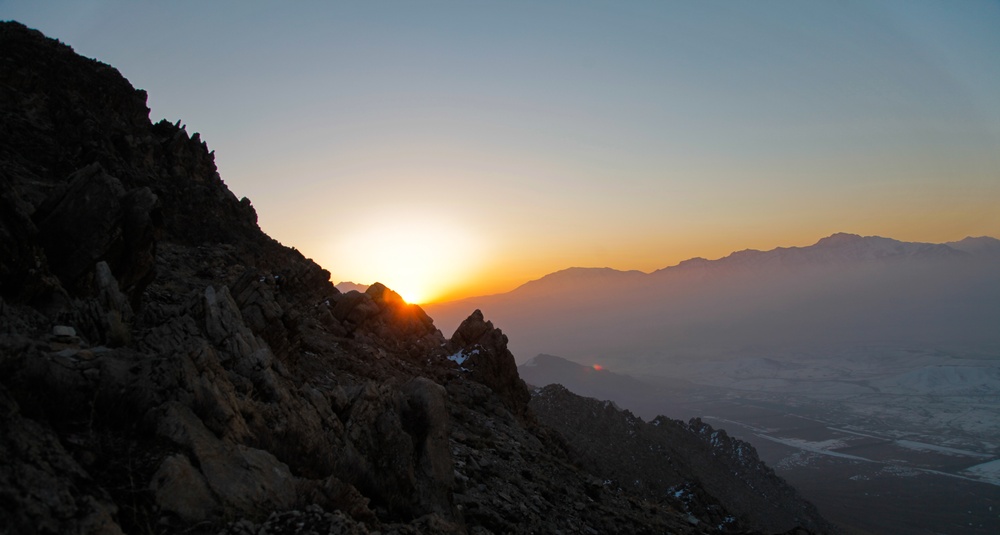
[0,21,827,534]
[446,309,531,417]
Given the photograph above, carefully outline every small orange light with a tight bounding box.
[592,364,603,371]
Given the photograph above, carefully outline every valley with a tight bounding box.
[521,347,1000,534]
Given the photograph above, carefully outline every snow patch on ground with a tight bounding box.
[446,347,480,370]
[894,440,993,459]
[962,459,1000,485]
[754,435,871,461]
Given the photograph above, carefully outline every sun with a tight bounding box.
[395,288,422,305]
[330,211,486,304]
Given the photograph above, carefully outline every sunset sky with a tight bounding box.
[6,1,1000,303]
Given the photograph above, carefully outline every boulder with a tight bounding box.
[230,269,289,355]
[33,164,127,293]
[94,261,132,346]
[330,283,444,355]
[32,164,159,305]
[401,377,455,515]
[149,454,219,523]
[155,403,296,517]
[365,283,437,340]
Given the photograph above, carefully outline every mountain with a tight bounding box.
[654,233,975,279]
[506,267,648,298]
[503,241,1000,534]
[425,233,1000,367]
[0,22,826,534]
[335,281,370,294]
[947,236,1000,257]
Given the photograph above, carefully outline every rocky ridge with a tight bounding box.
[0,21,824,534]
[529,385,831,534]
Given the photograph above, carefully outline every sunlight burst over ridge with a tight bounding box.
[331,210,485,304]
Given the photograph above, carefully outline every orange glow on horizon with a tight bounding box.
[327,208,493,305]
[592,364,603,371]
[332,226,1000,305]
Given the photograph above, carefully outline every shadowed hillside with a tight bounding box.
[530,385,831,534]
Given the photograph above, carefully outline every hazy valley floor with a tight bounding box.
[521,346,1000,535]
[696,396,1000,534]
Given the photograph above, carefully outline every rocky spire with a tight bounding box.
[447,310,531,417]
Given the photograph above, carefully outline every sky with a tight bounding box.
[4,0,1000,303]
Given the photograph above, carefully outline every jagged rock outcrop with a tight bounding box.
[32,163,159,304]
[445,309,531,417]
[0,21,826,535]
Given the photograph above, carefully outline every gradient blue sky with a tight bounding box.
[5,1,999,302]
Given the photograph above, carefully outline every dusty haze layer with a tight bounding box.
[425,233,1000,366]
[493,236,1000,534]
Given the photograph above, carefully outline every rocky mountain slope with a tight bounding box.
[0,22,826,534]
[529,385,831,534]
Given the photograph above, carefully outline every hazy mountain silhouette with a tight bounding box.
[334,281,370,294]
[425,233,1000,370]
[503,240,1000,534]
[519,354,698,420]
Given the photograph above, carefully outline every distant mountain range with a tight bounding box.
[335,281,370,294]
[425,233,1000,368]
